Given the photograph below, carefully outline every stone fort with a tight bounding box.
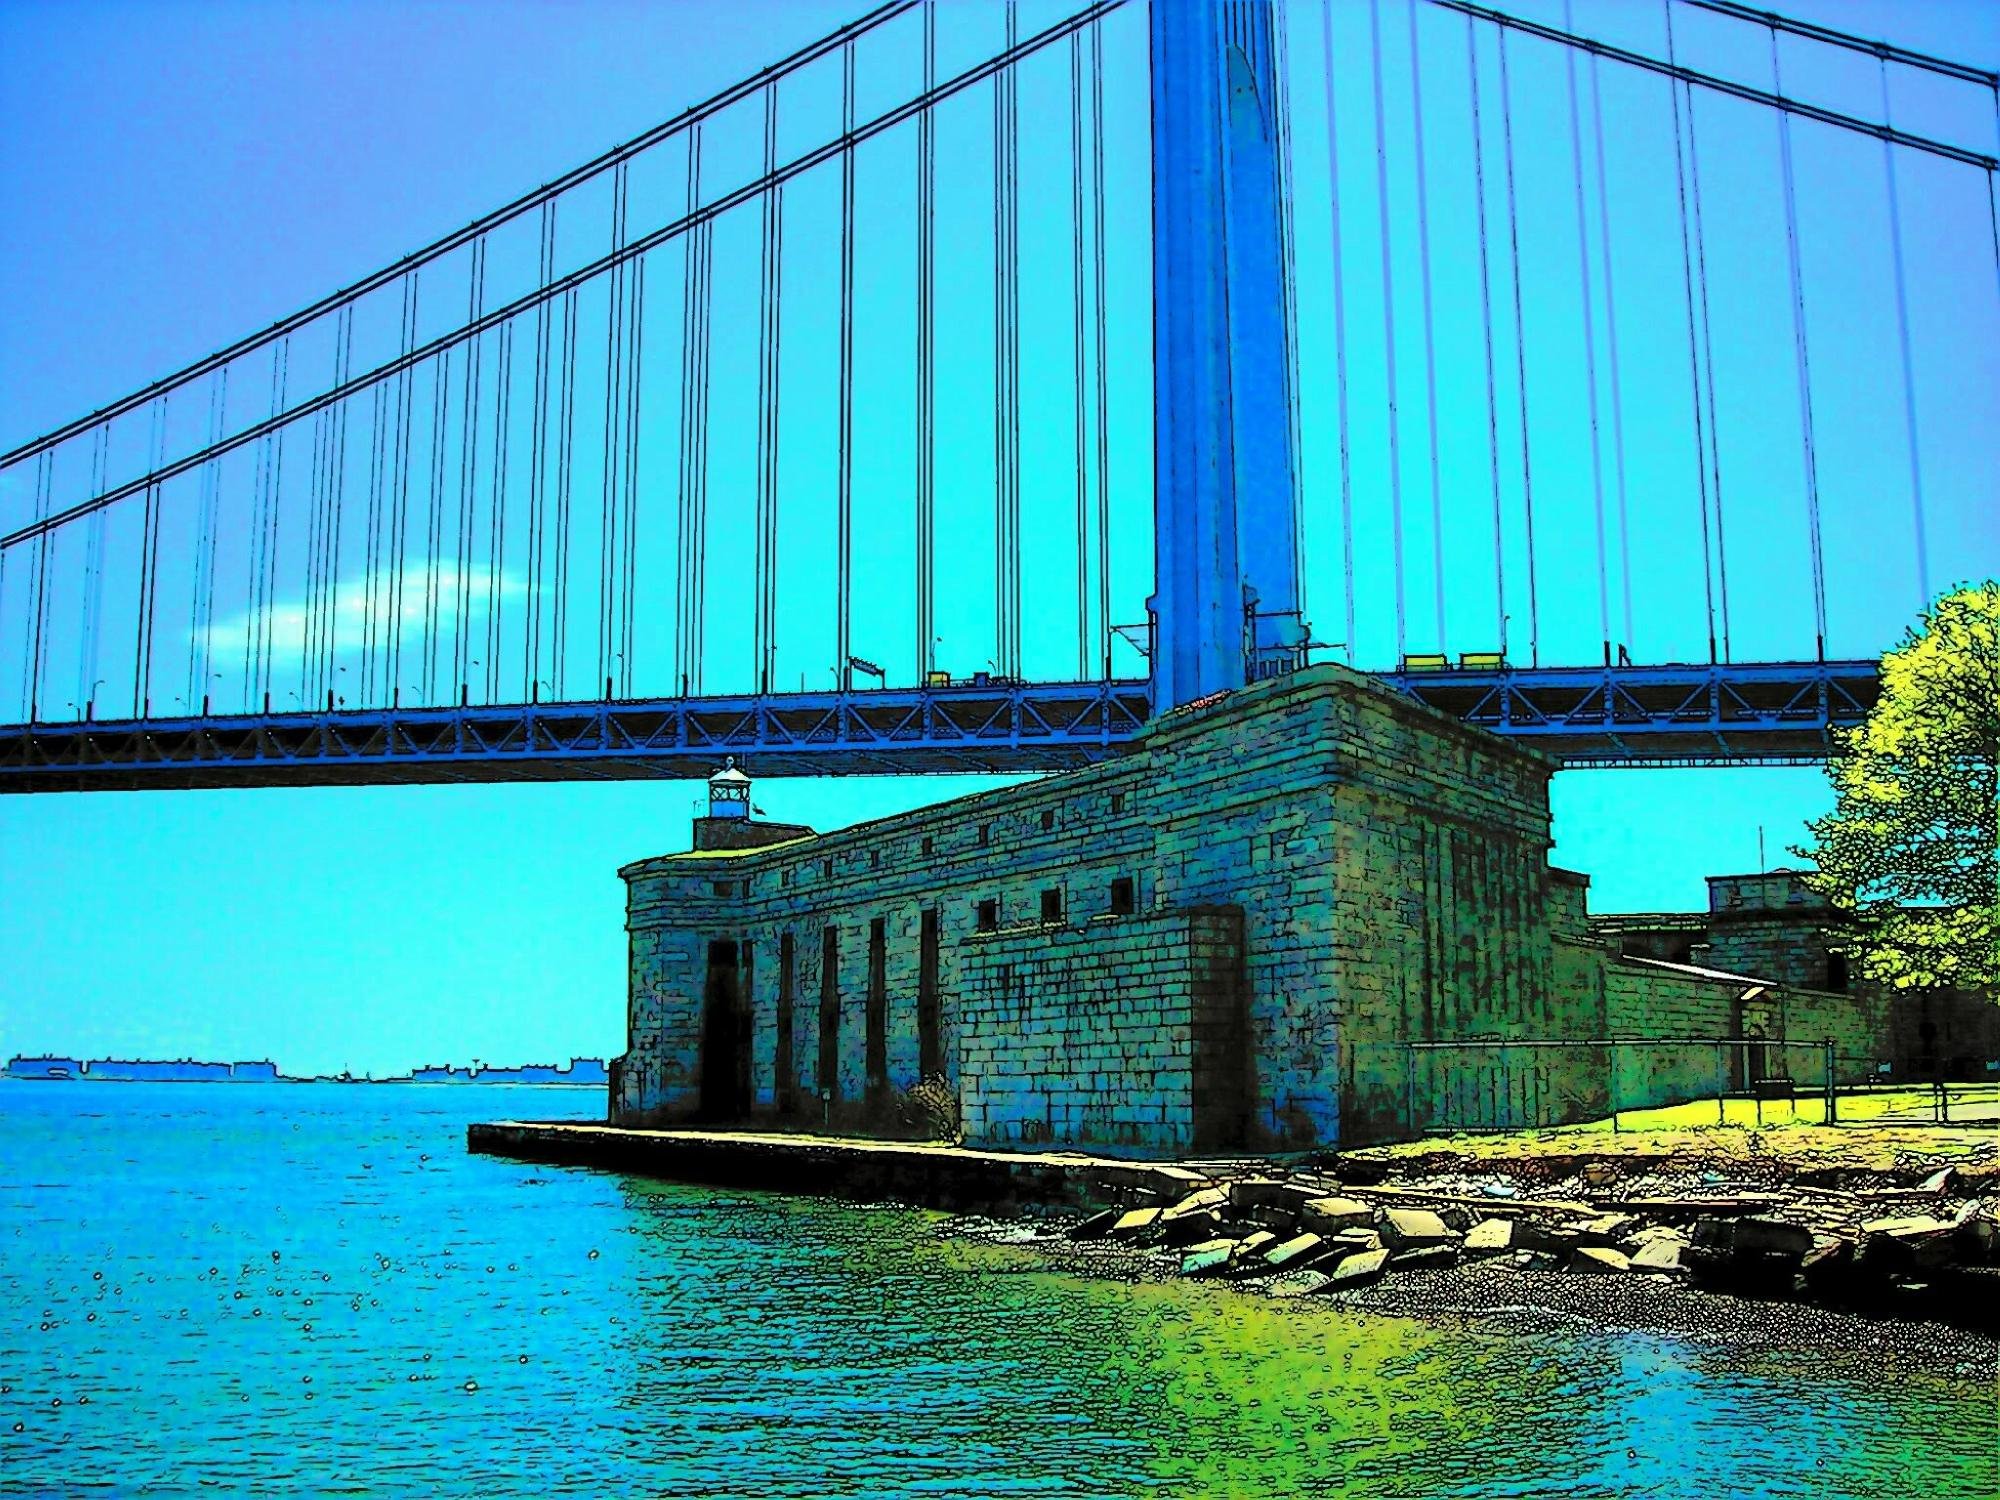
[611,666,1961,1154]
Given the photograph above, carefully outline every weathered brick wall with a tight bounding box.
[956,907,1244,1153]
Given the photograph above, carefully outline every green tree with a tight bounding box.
[1799,582,1998,992]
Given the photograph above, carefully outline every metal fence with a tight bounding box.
[1393,1035,1960,1137]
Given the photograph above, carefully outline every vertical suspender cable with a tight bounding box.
[1464,14,1505,657]
[1681,73,1731,660]
[388,274,418,703]
[191,370,226,708]
[676,130,713,696]
[622,259,645,695]
[916,2,936,684]
[555,288,579,697]
[25,452,51,719]
[1770,28,1828,658]
[459,237,487,698]
[424,344,450,700]
[1587,52,1635,660]
[362,380,387,702]
[1367,0,1408,664]
[79,427,108,712]
[757,81,786,695]
[1664,1,1718,664]
[1560,0,1612,667]
[1070,30,1089,680]
[489,317,515,702]
[1328,0,1360,668]
[838,43,858,689]
[1090,20,1112,682]
[1405,0,1447,651]
[1496,30,1539,667]
[1271,4,1307,621]
[1321,0,1358,665]
[526,203,554,701]
[1878,57,1932,613]
[328,309,353,700]
[994,11,1021,681]
[601,174,627,698]
[134,398,166,714]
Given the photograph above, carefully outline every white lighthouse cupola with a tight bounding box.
[707,757,752,822]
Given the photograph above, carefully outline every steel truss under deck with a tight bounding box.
[0,661,1876,792]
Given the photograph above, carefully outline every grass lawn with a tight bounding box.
[1353,1085,2000,1174]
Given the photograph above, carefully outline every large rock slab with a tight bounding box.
[1378,1208,1456,1252]
[1389,1243,1461,1271]
[1159,1186,1231,1223]
[1177,1239,1240,1278]
[1301,1196,1373,1235]
[1570,1246,1633,1274]
[1629,1236,1688,1274]
[1320,1248,1390,1289]
[1109,1207,1162,1241]
[1260,1233,1328,1273]
[1463,1218,1520,1258]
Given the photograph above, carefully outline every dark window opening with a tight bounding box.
[870,849,881,870]
[1040,809,1055,832]
[1109,791,1127,815]
[921,835,934,857]
[776,932,796,1113]
[712,880,732,898]
[918,908,942,1079]
[1109,877,1136,915]
[1041,888,1063,924]
[866,918,888,1097]
[818,927,840,1102]
[822,858,833,879]
[1826,953,1849,992]
[976,899,999,933]
[978,823,991,847]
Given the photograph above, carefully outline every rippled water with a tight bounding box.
[1,1082,1993,1497]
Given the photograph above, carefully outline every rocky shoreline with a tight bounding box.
[946,1150,2000,1380]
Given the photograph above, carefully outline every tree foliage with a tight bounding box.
[1798,582,1998,993]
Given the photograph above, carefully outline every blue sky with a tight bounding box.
[1,0,1995,1075]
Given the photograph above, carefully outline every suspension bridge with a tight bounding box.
[1,0,1993,791]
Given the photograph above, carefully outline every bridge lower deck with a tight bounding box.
[0,661,1878,791]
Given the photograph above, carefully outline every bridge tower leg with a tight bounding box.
[1148,0,1305,711]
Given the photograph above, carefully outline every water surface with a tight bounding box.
[1,1082,1992,1496]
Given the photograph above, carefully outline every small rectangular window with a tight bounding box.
[976,899,999,933]
[713,880,732,898]
[870,849,881,870]
[783,867,794,888]
[1109,791,1127,815]
[1040,809,1055,832]
[1109,876,1135,915]
[1041,888,1063,923]
[822,858,834,879]
[978,823,991,847]
[922,835,934,857]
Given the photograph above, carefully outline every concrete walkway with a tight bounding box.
[467,1120,1208,1211]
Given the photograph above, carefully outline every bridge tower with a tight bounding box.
[1148,0,1306,710]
